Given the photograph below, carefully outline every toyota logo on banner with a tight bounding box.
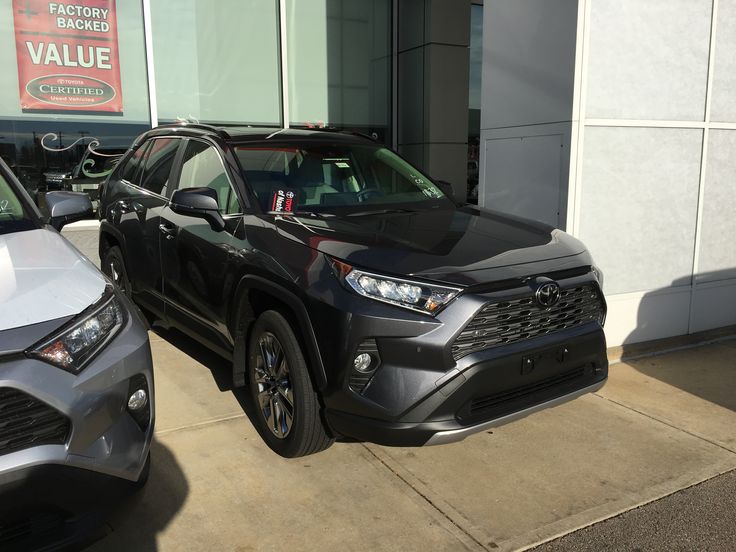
[534,280,561,308]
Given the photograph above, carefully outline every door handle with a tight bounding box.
[159,223,177,240]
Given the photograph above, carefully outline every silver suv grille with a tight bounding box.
[451,284,604,360]
[0,388,70,456]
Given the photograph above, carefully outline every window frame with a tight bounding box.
[171,138,245,217]
[114,141,150,189]
[0,159,43,234]
[137,137,184,198]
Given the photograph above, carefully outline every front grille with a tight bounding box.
[456,364,593,424]
[0,388,70,456]
[468,366,586,417]
[452,284,604,360]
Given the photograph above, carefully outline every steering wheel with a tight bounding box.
[356,189,383,202]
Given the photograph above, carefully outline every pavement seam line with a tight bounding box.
[591,392,736,455]
[361,444,491,552]
[155,413,246,436]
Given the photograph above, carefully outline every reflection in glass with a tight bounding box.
[467,3,483,204]
[286,0,391,143]
[0,120,148,206]
[151,0,282,126]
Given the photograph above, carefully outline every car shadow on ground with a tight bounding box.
[151,326,262,432]
[620,268,736,413]
[150,324,360,446]
[88,439,189,551]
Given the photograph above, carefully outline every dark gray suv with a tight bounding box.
[98,123,607,458]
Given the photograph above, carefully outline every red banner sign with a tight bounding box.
[12,0,123,115]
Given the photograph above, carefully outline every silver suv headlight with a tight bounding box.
[28,287,126,373]
[332,259,461,315]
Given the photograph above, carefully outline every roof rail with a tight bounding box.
[160,122,231,139]
[346,130,379,142]
[304,126,378,142]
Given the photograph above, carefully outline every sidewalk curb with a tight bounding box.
[608,325,736,365]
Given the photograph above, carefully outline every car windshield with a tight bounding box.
[0,170,37,235]
[235,143,452,214]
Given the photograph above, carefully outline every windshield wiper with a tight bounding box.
[345,208,417,217]
[268,210,333,218]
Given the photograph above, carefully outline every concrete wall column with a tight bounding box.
[396,0,471,200]
[478,0,579,229]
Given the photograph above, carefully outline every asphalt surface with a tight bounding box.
[534,469,736,551]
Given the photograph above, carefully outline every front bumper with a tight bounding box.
[325,326,608,446]
[0,298,154,510]
[310,268,608,447]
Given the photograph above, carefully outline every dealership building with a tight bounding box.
[1,0,734,346]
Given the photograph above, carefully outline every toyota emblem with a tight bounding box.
[535,282,561,308]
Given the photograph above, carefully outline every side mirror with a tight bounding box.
[435,180,459,203]
[45,191,93,230]
[170,187,225,232]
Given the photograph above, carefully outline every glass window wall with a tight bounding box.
[0,0,150,206]
[151,0,282,126]
[0,0,395,206]
[286,0,391,143]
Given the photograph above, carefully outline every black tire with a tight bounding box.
[102,245,131,297]
[247,310,334,458]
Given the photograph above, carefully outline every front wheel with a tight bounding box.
[247,310,334,458]
[102,245,131,297]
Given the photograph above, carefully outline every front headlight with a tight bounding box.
[28,287,126,373]
[333,260,461,315]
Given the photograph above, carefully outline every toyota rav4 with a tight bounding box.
[98,124,607,458]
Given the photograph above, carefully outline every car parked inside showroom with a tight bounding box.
[98,123,607,458]
[0,159,154,547]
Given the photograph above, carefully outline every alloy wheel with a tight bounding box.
[254,332,294,439]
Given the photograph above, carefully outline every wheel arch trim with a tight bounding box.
[230,275,328,391]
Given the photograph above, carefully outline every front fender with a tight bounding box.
[230,274,328,391]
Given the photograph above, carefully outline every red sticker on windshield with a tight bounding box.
[270,188,297,213]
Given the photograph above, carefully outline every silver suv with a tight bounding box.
[0,159,154,544]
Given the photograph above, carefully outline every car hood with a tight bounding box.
[0,228,106,332]
[271,205,589,286]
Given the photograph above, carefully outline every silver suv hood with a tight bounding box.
[0,228,106,331]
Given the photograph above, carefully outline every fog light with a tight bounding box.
[128,389,148,411]
[353,353,373,373]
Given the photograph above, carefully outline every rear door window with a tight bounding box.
[139,138,180,197]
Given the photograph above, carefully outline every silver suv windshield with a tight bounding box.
[235,143,452,214]
[0,170,37,235]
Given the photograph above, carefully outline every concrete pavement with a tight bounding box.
[82,333,736,552]
[60,226,736,551]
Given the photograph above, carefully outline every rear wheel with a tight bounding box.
[247,310,334,457]
[102,245,131,297]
